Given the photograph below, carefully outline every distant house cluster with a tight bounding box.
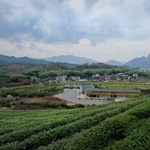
[49,76,87,83]
[91,73,138,82]
[49,73,138,83]
[139,68,150,73]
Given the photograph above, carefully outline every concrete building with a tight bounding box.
[56,76,67,82]
[64,84,81,89]
[85,88,141,98]
[64,84,141,98]
[31,78,37,84]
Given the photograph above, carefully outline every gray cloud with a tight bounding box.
[0,0,150,45]
[143,0,150,14]
[0,1,41,42]
[15,43,24,49]
[84,0,99,9]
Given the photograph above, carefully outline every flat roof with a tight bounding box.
[64,84,81,88]
[64,84,141,93]
[86,88,141,93]
[82,85,94,92]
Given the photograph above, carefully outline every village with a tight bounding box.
[48,73,139,84]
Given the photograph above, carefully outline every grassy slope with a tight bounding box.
[0,95,150,150]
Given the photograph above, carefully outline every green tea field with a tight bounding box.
[0,95,150,150]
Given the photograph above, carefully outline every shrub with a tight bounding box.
[0,101,11,107]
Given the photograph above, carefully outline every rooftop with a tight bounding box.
[85,88,141,93]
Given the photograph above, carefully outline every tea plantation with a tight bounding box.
[0,95,150,150]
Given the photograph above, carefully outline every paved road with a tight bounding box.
[54,89,112,105]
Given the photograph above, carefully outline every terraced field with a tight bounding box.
[0,95,150,150]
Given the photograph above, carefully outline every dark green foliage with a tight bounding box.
[0,86,60,98]
[104,118,150,150]
[128,101,150,119]
[0,74,30,88]
[0,101,11,107]
[19,92,27,98]
[1,90,19,97]
[35,87,59,97]
[19,101,85,109]
[27,93,36,98]
[22,64,150,79]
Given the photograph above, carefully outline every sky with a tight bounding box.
[0,0,150,62]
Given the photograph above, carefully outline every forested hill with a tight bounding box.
[0,54,97,65]
[0,60,113,74]
[75,62,111,70]
[0,54,48,65]
[46,55,97,64]
[0,95,150,150]
[125,54,150,68]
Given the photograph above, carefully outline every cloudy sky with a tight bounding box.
[0,0,150,62]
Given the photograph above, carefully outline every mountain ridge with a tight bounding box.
[0,54,150,68]
[104,60,123,66]
[0,54,48,65]
[125,54,150,68]
[46,55,97,64]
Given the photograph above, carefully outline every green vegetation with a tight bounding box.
[0,75,30,88]
[0,101,11,107]
[54,78,150,90]
[0,78,149,100]
[1,61,149,143]
[19,101,85,109]
[0,62,150,90]
[0,95,149,150]
[23,67,150,79]
[86,79,150,90]
[0,86,61,98]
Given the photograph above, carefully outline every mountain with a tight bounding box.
[104,60,124,66]
[46,55,97,64]
[125,54,150,68]
[0,54,48,65]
